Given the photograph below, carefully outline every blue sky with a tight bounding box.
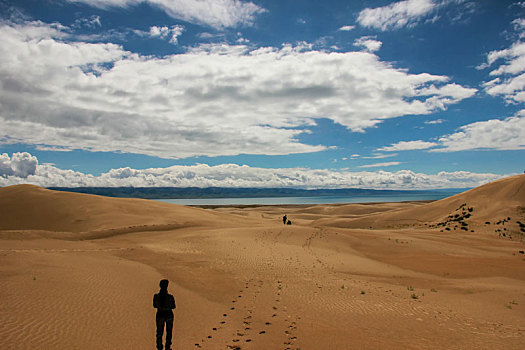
[0,0,524,189]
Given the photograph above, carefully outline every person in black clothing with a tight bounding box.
[154,279,176,350]
[283,214,287,225]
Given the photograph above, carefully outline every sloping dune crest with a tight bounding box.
[312,174,525,229]
[0,184,254,235]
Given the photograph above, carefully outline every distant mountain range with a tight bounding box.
[48,187,467,199]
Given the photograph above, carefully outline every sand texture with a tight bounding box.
[1,175,524,349]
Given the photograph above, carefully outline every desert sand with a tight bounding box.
[1,175,524,349]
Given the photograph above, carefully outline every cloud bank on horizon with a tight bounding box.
[0,152,511,189]
[0,0,524,188]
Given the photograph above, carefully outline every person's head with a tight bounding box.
[159,279,169,291]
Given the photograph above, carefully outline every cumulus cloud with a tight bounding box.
[66,0,266,29]
[512,18,525,38]
[480,41,525,103]
[477,16,525,103]
[378,111,525,152]
[0,152,38,178]
[0,153,510,190]
[148,25,184,44]
[0,21,476,159]
[357,0,473,31]
[72,15,101,29]
[378,140,439,152]
[354,36,382,52]
[433,112,525,152]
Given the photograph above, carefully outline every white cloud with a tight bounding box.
[66,0,266,28]
[416,83,476,102]
[197,32,225,40]
[72,15,101,29]
[338,25,355,31]
[236,35,249,43]
[512,18,525,38]
[0,152,510,190]
[148,25,184,44]
[424,118,445,124]
[0,21,476,159]
[378,140,439,152]
[358,162,401,168]
[357,0,438,31]
[433,112,525,152]
[35,145,73,152]
[379,111,525,153]
[362,153,398,159]
[356,0,473,31]
[354,36,382,52]
[479,20,525,102]
[0,152,38,178]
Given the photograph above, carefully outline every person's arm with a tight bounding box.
[170,295,176,309]
[153,294,159,308]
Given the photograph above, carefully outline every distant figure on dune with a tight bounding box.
[154,279,176,350]
[283,214,287,225]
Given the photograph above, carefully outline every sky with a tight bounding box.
[0,0,524,189]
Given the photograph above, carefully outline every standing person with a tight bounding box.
[283,214,287,225]
[154,279,176,350]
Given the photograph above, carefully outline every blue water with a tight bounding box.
[155,191,461,206]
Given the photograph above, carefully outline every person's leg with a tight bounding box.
[165,317,174,350]
[156,316,165,350]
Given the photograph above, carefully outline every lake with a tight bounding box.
[155,191,462,206]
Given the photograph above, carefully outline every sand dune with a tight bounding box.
[312,174,525,231]
[1,176,524,349]
[0,184,257,236]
